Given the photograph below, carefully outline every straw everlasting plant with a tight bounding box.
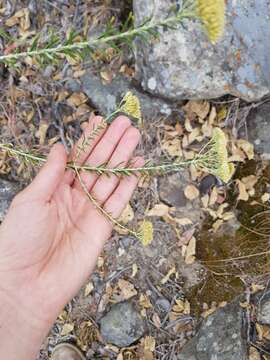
[0,0,226,66]
[0,92,234,245]
[0,0,227,245]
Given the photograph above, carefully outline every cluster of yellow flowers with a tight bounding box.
[119,91,142,122]
[197,0,226,43]
[207,128,235,183]
[138,221,154,247]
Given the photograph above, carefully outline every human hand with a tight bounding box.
[0,116,142,359]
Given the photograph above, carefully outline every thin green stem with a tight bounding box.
[0,9,195,63]
[105,109,120,123]
[0,144,47,164]
[74,163,139,238]
[0,143,203,176]
[76,160,198,175]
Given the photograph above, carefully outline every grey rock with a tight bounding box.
[178,300,247,360]
[156,297,171,313]
[247,101,270,160]
[100,301,145,347]
[43,65,55,78]
[66,74,173,119]
[158,171,202,223]
[64,78,81,93]
[159,172,189,208]
[257,291,270,325]
[120,236,135,249]
[199,175,219,195]
[134,1,270,102]
[0,179,20,221]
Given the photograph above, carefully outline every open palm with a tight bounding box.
[0,115,142,329]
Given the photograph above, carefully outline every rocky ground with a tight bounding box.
[1,1,270,359]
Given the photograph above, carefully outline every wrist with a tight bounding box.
[0,286,51,360]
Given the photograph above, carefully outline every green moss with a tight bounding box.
[188,160,270,315]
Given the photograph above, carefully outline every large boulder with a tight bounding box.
[134,1,270,102]
[66,73,173,119]
[178,300,247,360]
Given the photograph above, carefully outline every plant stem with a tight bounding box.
[0,144,47,164]
[0,143,201,176]
[0,9,194,63]
[75,160,198,175]
[74,163,139,238]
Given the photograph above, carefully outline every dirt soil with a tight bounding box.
[1,1,270,359]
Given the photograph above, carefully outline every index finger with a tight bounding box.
[63,115,107,185]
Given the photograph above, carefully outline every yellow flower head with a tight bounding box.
[210,128,234,183]
[138,221,153,246]
[120,91,142,121]
[217,162,235,184]
[197,128,234,183]
[212,127,228,161]
[197,0,226,43]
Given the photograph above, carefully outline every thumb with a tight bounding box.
[29,143,67,201]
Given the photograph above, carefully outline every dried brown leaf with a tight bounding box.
[251,283,265,294]
[209,187,218,206]
[162,138,182,157]
[61,323,74,336]
[201,307,216,318]
[174,217,193,226]
[249,347,261,360]
[118,204,134,224]
[237,139,254,160]
[100,70,114,84]
[179,228,196,246]
[67,93,88,107]
[131,263,138,278]
[184,185,200,200]
[185,236,196,264]
[201,121,213,138]
[6,8,30,31]
[261,193,270,203]
[144,336,156,352]
[221,211,235,221]
[139,294,152,309]
[115,279,137,301]
[184,100,210,121]
[236,180,249,202]
[147,203,169,217]
[189,163,201,181]
[208,106,217,125]
[184,118,194,133]
[216,203,229,218]
[242,175,258,190]
[152,313,161,328]
[35,122,49,145]
[84,282,94,297]
[172,299,185,313]
[201,194,209,208]
[212,219,224,232]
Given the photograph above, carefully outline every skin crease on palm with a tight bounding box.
[0,115,144,360]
